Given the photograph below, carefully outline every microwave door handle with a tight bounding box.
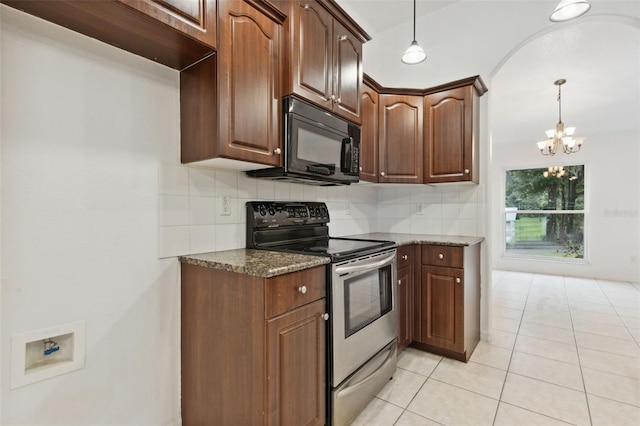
[334,252,396,275]
[340,137,352,173]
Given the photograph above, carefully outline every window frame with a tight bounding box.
[501,162,589,264]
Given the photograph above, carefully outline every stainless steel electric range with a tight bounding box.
[246,201,398,425]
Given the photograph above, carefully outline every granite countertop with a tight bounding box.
[345,233,484,247]
[179,234,483,277]
[179,249,330,278]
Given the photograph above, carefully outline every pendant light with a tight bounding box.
[549,0,591,22]
[402,0,426,65]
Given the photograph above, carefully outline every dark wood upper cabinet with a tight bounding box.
[424,78,486,184]
[378,94,424,183]
[180,0,285,166]
[283,0,370,124]
[1,0,217,70]
[359,82,379,182]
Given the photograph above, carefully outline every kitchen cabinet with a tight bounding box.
[378,94,424,183]
[359,74,486,185]
[415,243,480,362]
[424,79,485,184]
[180,0,285,166]
[359,80,380,182]
[181,264,327,425]
[1,0,217,70]
[397,245,418,352]
[283,0,370,124]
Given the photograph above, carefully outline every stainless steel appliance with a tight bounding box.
[246,201,397,425]
[246,96,360,186]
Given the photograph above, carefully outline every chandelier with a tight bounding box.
[536,79,585,156]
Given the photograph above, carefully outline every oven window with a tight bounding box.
[344,265,392,337]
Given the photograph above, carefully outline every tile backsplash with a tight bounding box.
[158,163,483,258]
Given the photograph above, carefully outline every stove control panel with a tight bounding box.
[246,201,329,229]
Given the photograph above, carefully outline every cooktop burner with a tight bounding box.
[246,201,395,262]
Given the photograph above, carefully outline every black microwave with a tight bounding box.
[247,96,360,185]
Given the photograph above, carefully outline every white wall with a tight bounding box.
[490,131,640,282]
[1,7,181,425]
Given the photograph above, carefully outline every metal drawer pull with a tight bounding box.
[402,254,408,260]
[456,278,461,284]
[464,169,470,174]
[298,285,307,294]
[398,279,402,285]
[438,253,444,259]
[273,147,281,155]
[323,313,329,321]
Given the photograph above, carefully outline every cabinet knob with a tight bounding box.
[380,172,386,177]
[298,285,307,294]
[402,255,408,260]
[359,166,362,172]
[302,4,310,9]
[273,147,282,155]
[323,313,329,321]
[330,94,336,102]
[338,35,348,42]
[438,253,444,259]
[336,97,341,104]
[456,278,461,284]
[398,279,402,285]
[464,169,470,174]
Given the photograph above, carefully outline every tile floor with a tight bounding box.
[351,271,640,425]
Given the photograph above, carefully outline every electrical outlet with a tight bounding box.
[220,196,231,216]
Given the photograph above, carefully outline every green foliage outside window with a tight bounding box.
[505,165,585,259]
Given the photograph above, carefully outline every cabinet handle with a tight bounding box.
[438,253,444,259]
[336,97,341,104]
[464,169,470,174]
[380,172,386,177]
[359,166,362,172]
[398,279,402,285]
[330,94,336,102]
[402,255,408,260]
[323,313,329,321]
[298,285,307,294]
[273,147,282,155]
[338,35,348,42]
[456,278,461,284]
[302,4,310,9]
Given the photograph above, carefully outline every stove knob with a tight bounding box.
[268,207,276,216]
[259,206,267,216]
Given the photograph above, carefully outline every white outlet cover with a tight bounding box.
[11,320,86,388]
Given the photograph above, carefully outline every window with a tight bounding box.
[504,165,585,260]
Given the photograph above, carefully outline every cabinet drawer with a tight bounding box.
[265,266,326,318]
[397,245,414,269]
[422,245,463,268]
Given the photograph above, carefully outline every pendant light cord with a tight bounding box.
[413,0,416,41]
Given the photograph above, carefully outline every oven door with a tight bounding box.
[330,249,397,386]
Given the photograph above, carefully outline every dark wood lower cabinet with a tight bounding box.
[413,243,481,362]
[181,264,326,425]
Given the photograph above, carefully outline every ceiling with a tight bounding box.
[335,0,640,147]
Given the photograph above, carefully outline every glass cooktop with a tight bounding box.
[271,237,396,262]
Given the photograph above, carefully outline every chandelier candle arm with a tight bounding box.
[537,79,585,156]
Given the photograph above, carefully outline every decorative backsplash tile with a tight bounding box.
[157,163,483,258]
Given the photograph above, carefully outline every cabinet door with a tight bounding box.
[420,265,464,352]
[217,0,282,166]
[291,0,334,111]
[378,95,423,183]
[424,86,474,183]
[332,19,363,123]
[266,299,326,426]
[359,83,379,182]
[397,266,413,352]
[120,0,216,48]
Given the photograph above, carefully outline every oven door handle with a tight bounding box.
[334,252,396,275]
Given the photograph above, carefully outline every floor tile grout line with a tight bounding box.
[564,275,594,426]
[491,273,533,426]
